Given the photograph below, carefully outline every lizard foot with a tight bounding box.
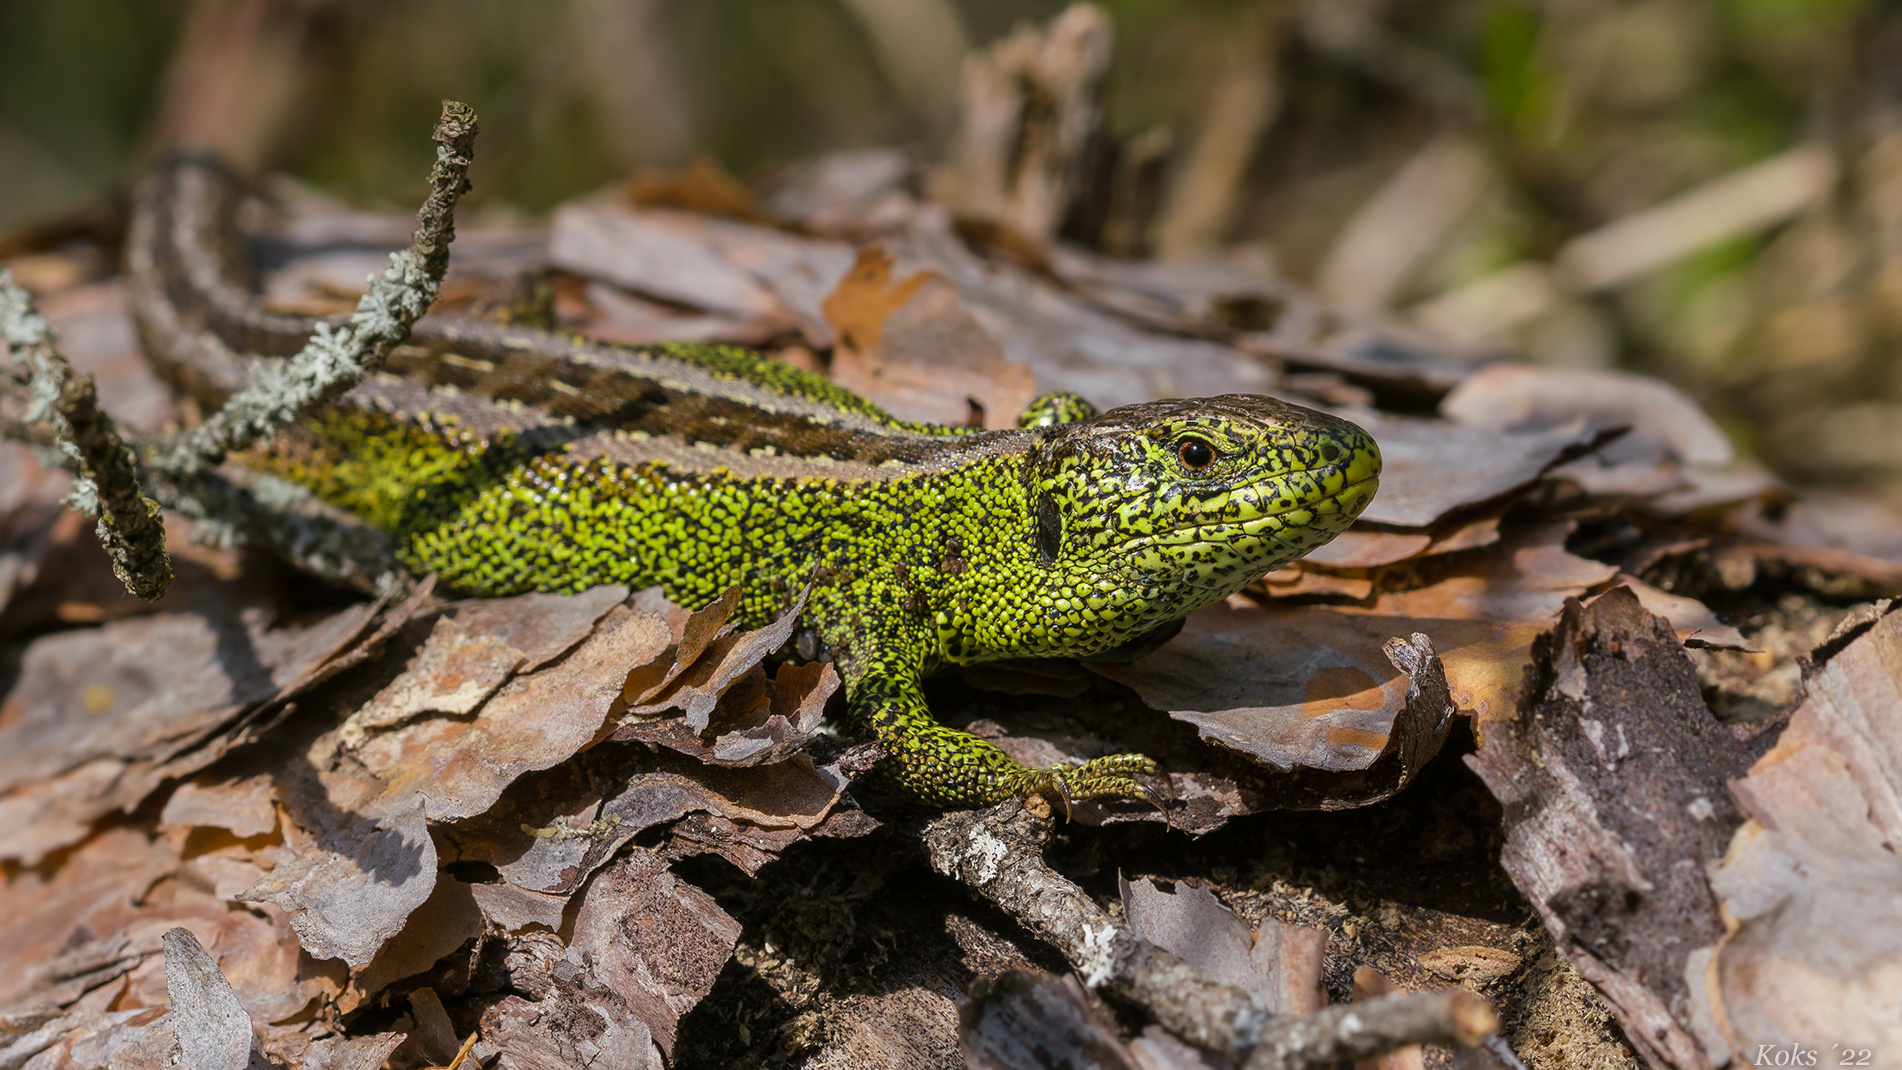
[1012,753,1171,821]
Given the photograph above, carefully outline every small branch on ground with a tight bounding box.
[1243,988,1498,1070]
[0,101,476,600]
[920,800,1497,1068]
[0,273,174,600]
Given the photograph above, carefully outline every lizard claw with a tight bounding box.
[1014,752,1172,824]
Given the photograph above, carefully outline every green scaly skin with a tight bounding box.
[130,152,1382,809]
[252,352,1380,808]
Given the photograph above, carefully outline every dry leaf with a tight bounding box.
[627,157,768,222]
[820,242,937,353]
[1686,602,1902,1068]
[239,798,436,968]
[823,243,1037,428]
[352,603,672,822]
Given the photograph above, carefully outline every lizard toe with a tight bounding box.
[1013,753,1170,820]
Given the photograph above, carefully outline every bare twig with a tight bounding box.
[1243,987,1498,1070]
[0,102,476,600]
[0,273,174,600]
[147,100,478,474]
[920,801,1497,1067]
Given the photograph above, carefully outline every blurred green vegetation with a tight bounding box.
[0,0,1839,225]
[2,0,1073,221]
[4,0,1898,498]
[0,0,191,224]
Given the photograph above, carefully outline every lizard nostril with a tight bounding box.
[1320,443,1342,463]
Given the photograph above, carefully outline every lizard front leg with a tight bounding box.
[848,657,1162,809]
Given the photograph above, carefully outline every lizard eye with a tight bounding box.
[1177,437,1216,471]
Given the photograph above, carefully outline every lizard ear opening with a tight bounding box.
[1035,493,1062,565]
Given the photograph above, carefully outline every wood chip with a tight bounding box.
[1464,588,1765,1070]
[161,927,255,1070]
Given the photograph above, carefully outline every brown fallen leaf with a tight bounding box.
[476,851,739,1070]
[1441,363,1733,467]
[338,875,484,1013]
[1344,410,1618,529]
[1300,506,1507,573]
[341,584,627,742]
[1088,609,1456,784]
[548,200,852,347]
[340,616,523,738]
[221,596,675,973]
[820,241,937,353]
[622,585,804,730]
[259,1029,408,1070]
[1302,527,1433,569]
[1044,243,1485,398]
[444,748,855,916]
[824,242,1037,429]
[0,590,401,865]
[160,927,254,1070]
[616,659,840,768]
[238,798,437,969]
[1616,574,1756,651]
[627,157,769,223]
[756,148,921,237]
[0,818,341,1029]
[939,520,1628,833]
[0,826,176,1012]
[0,1007,178,1069]
[351,602,673,822]
[1257,565,1377,602]
[945,245,1278,411]
[158,773,279,839]
[1440,364,1787,522]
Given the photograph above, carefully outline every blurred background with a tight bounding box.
[1,0,1896,507]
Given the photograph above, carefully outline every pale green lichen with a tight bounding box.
[1,271,173,600]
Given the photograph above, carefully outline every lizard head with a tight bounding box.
[1028,393,1380,622]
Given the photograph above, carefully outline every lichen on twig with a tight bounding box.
[0,101,478,601]
[147,100,479,475]
[0,273,173,600]
[920,800,1497,1068]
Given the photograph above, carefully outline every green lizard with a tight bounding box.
[128,155,1381,809]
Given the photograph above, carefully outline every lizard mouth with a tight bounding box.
[1137,470,1380,543]
[1112,472,1379,597]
